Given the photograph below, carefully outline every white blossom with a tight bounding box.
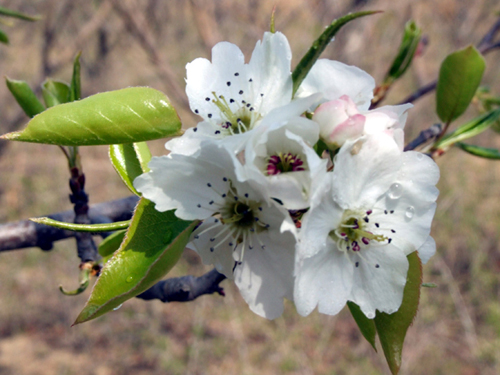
[166,31,294,156]
[294,133,439,319]
[134,142,297,319]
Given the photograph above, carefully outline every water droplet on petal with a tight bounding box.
[416,153,424,160]
[387,183,403,200]
[126,276,133,283]
[405,206,415,220]
[113,304,123,311]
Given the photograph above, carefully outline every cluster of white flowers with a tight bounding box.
[134,32,439,320]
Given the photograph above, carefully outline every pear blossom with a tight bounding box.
[242,115,328,209]
[134,142,297,319]
[294,133,439,319]
[166,31,294,156]
[312,95,412,150]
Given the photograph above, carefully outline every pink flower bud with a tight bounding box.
[313,95,365,148]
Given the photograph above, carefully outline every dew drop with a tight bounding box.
[387,183,403,200]
[416,153,424,160]
[113,304,123,311]
[126,276,133,283]
[405,206,415,220]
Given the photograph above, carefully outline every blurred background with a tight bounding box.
[0,0,500,374]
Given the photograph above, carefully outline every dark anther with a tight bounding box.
[227,81,231,86]
[239,90,244,95]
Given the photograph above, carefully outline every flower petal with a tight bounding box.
[186,42,247,123]
[134,143,239,220]
[416,236,436,264]
[294,245,353,316]
[332,133,402,209]
[296,59,375,111]
[372,151,440,253]
[248,32,293,114]
[297,179,343,259]
[349,244,409,318]
[189,217,236,277]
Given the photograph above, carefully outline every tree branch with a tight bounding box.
[137,268,226,303]
[404,123,442,151]
[0,195,139,252]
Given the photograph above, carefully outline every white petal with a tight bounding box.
[332,133,402,209]
[248,32,293,114]
[190,218,236,277]
[349,244,409,318]
[134,143,240,220]
[296,59,375,111]
[165,121,221,156]
[186,42,247,123]
[298,179,343,259]
[234,230,296,320]
[417,236,436,264]
[365,103,413,132]
[294,244,353,316]
[371,151,440,253]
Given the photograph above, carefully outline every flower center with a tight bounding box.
[222,201,255,228]
[212,92,261,134]
[329,209,387,253]
[266,152,305,175]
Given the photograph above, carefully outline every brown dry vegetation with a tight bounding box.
[0,0,500,374]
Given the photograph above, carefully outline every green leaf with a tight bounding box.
[1,87,182,145]
[0,28,8,44]
[436,45,485,123]
[292,11,380,96]
[42,79,70,107]
[5,77,45,117]
[74,198,197,324]
[70,52,81,101]
[0,6,40,21]
[435,108,500,150]
[30,217,130,232]
[455,142,500,159]
[385,21,421,82]
[348,301,377,351]
[109,142,152,195]
[98,229,127,258]
[374,252,422,375]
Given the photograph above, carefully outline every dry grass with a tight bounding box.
[1,0,500,374]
